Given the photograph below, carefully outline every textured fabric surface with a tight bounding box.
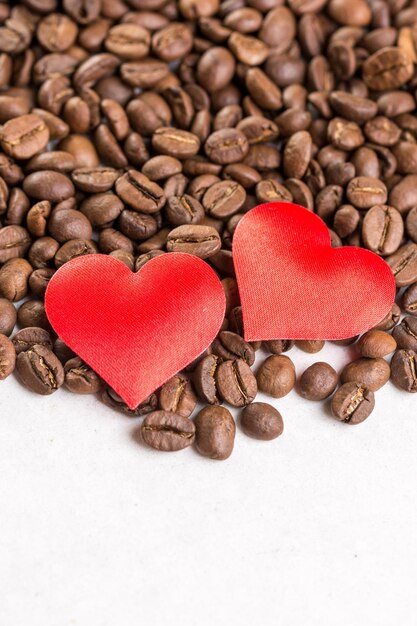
[45,253,225,408]
[233,202,396,341]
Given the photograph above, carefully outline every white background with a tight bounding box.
[0,341,416,626]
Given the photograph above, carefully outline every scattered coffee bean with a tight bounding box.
[141,411,195,452]
[0,298,17,337]
[331,382,375,424]
[16,344,64,395]
[240,402,283,441]
[194,405,235,460]
[0,333,16,380]
[357,330,397,358]
[64,357,103,394]
[392,318,417,352]
[12,327,53,355]
[158,375,197,418]
[299,362,338,401]
[216,358,257,407]
[341,357,390,391]
[391,349,417,393]
[256,355,296,398]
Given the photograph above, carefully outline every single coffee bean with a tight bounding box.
[331,382,375,424]
[0,298,17,336]
[54,238,98,268]
[373,303,401,331]
[0,113,49,160]
[158,374,197,418]
[391,349,417,393]
[401,283,417,316]
[115,170,165,214]
[202,180,246,218]
[299,362,338,401]
[80,193,123,229]
[16,344,64,395]
[166,224,221,259]
[101,386,157,416]
[341,357,390,391]
[64,357,103,394]
[165,194,204,226]
[17,300,51,332]
[193,354,220,405]
[0,257,32,302]
[105,23,151,60]
[392,317,417,351]
[211,331,255,366]
[141,410,195,451]
[362,47,413,91]
[263,339,295,354]
[53,336,76,364]
[194,405,235,460]
[152,127,200,159]
[215,358,257,407]
[23,170,75,203]
[0,225,31,264]
[240,402,283,441]
[296,340,325,353]
[346,176,387,209]
[283,130,312,179]
[362,205,404,256]
[196,47,236,93]
[357,330,397,358]
[329,91,377,123]
[0,333,16,380]
[205,128,249,165]
[48,208,93,243]
[71,167,120,193]
[12,327,53,355]
[29,267,55,298]
[389,175,417,215]
[386,242,417,287]
[256,355,296,398]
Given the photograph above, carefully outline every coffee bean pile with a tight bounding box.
[1,0,417,459]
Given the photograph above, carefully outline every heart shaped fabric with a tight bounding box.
[45,253,225,408]
[233,202,396,341]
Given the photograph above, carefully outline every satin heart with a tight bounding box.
[233,202,396,341]
[45,253,225,408]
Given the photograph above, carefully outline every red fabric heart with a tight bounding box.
[233,202,396,341]
[45,253,225,408]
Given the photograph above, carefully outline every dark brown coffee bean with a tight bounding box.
[256,354,296,398]
[28,236,59,269]
[0,330,15,380]
[362,47,413,91]
[296,339,325,353]
[165,194,204,226]
[116,170,165,214]
[401,283,417,316]
[0,114,49,160]
[23,171,75,203]
[237,116,279,145]
[64,357,102,394]
[141,410,195,451]
[0,257,32,302]
[152,22,193,61]
[72,167,119,193]
[386,242,417,287]
[299,362,338,401]
[283,131,312,179]
[194,405,235,460]
[63,0,101,25]
[0,298,17,336]
[16,343,64,395]
[196,46,236,93]
[101,384,157,416]
[105,23,151,59]
[391,349,417,393]
[205,128,249,165]
[215,358,257,407]
[193,354,220,405]
[54,238,98,268]
[392,317,417,352]
[346,176,387,209]
[357,330,397,358]
[362,205,404,256]
[211,331,255,366]
[158,374,197,418]
[341,357,390,391]
[202,180,246,218]
[152,127,200,159]
[327,117,364,151]
[373,303,401,331]
[166,224,221,259]
[240,402,283,441]
[331,382,375,424]
[0,225,31,263]
[329,91,377,123]
[263,340,294,354]
[48,208,92,243]
[29,267,55,298]
[80,193,123,229]
[333,205,360,238]
[245,68,282,110]
[142,156,182,182]
[12,327,53,355]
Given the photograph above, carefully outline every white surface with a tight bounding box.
[0,342,416,626]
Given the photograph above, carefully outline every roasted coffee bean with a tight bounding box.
[16,344,64,395]
[205,128,249,165]
[196,47,236,93]
[64,357,103,394]
[296,340,325,353]
[17,300,51,332]
[392,318,417,352]
[165,194,204,226]
[401,283,417,316]
[158,375,197,418]
[331,382,375,424]
[283,130,312,179]
[362,47,413,91]
[299,362,338,401]
[152,127,200,159]
[194,405,235,460]
[54,238,98,268]
[29,267,55,298]
[12,327,53,355]
[193,354,220,405]
[72,167,119,193]
[0,298,17,337]
[141,410,195,451]
[357,330,397,358]
[80,193,123,229]
[48,208,93,243]
[105,23,151,60]
[373,303,401,331]
[211,331,255,366]
[362,205,403,256]
[0,257,32,302]
[116,170,165,213]
[215,358,257,407]
[341,357,390,391]
[386,243,417,287]
[0,225,31,264]
[0,333,16,380]
[118,211,158,241]
[0,114,49,160]
[23,171,75,203]
[263,340,295,354]
[391,349,417,393]
[240,402,283,441]
[346,177,387,209]
[166,224,221,259]
[202,180,246,218]
[256,355,296,398]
